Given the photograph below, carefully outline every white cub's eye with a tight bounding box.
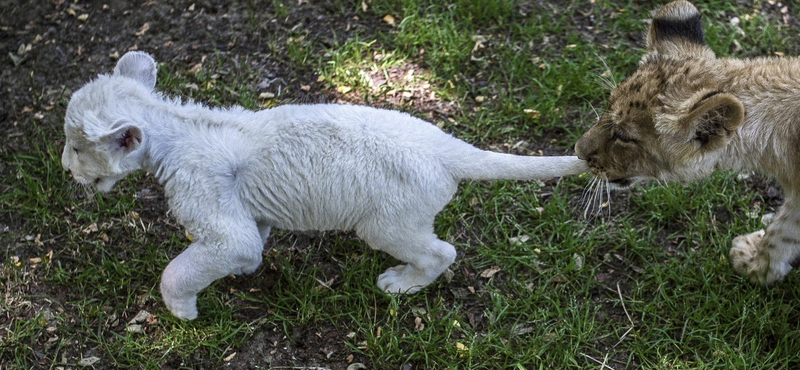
[73,147,79,154]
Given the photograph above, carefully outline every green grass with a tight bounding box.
[3,0,800,368]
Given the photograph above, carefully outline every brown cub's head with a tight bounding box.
[574,0,744,188]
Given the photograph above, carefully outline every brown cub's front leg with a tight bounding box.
[729,198,800,284]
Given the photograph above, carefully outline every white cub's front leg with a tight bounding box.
[161,225,263,320]
[729,203,800,285]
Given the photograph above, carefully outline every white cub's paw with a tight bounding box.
[729,230,768,284]
[377,265,426,294]
[163,294,198,320]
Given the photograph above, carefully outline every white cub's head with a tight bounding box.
[62,51,157,192]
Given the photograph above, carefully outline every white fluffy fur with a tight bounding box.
[62,51,588,320]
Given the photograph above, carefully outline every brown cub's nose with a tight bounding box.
[574,135,590,160]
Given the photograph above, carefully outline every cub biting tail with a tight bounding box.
[575,0,800,285]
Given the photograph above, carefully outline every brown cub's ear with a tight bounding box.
[645,1,716,59]
[679,92,744,151]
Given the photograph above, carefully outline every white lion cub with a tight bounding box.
[62,51,587,320]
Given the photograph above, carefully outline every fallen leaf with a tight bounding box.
[382,14,395,25]
[572,253,583,270]
[223,352,237,361]
[259,92,275,99]
[455,342,469,357]
[185,230,193,242]
[337,86,352,94]
[11,51,26,66]
[128,310,150,325]
[78,356,100,367]
[508,235,530,245]
[512,324,535,335]
[77,14,89,22]
[414,316,424,331]
[29,257,42,264]
[82,223,98,235]
[348,363,368,370]
[523,108,540,119]
[145,314,158,325]
[126,324,144,333]
[300,84,311,91]
[480,266,502,278]
[135,22,150,36]
[188,63,203,74]
[474,95,485,103]
[551,274,567,283]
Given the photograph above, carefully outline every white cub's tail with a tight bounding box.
[449,147,587,181]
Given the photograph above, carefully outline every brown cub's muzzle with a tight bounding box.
[574,125,600,161]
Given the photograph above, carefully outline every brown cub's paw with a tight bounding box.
[729,230,768,284]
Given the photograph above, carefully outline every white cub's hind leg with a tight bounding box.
[235,221,271,275]
[256,221,272,245]
[365,230,456,294]
[729,201,800,285]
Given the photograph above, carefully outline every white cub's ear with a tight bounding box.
[113,51,157,89]
[101,125,144,155]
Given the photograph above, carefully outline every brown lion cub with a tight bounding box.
[575,0,800,285]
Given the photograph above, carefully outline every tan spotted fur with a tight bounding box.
[575,0,800,284]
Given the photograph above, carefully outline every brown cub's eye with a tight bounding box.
[612,130,634,143]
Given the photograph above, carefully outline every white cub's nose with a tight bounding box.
[61,147,70,172]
